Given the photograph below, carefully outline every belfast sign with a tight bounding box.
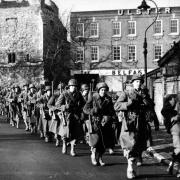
[71,69,154,76]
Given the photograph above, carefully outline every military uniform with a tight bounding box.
[27,84,38,133]
[38,86,52,142]
[48,84,63,147]
[19,84,30,131]
[8,85,22,128]
[83,82,116,166]
[56,79,84,156]
[114,75,150,179]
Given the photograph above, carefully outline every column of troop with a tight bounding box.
[1,74,180,179]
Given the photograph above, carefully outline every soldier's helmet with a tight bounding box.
[68,79,78,86]
[57,82,65,90]
[131,74,144,84]
[81,84,89,91]
[29,84,36,89]
[14,85,20,89]
[96,82,109,92]
[45,86,52,92]
[23,83,29,88]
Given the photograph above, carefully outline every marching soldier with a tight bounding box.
[48,83,65,147]
[36,84,45,138]
[114,74,151,179]
[83,82,116,166]
[27,84,37,133]
[39,86,52,142]
[8,85,16,127]
[161,94,180,177]
[5,87,11,122]
[8,85,22,128]
[80,84,90,144]
[19,83,30,131]
[56,79,84,156]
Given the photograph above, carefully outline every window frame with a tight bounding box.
[90,46,99,62]
[112,45,122,62]
[154,19,163,35]
[127,21,136,37]
[170,19,179,35]
[76,47,84,63]
[112,21,121,37]
[90,22,99,38]
[127,45,136,62]
[76,23,84,37]
[153,44,162,61]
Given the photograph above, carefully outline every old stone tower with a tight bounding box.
[0,0,68,87]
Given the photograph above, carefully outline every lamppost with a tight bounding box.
[138,0,158,87]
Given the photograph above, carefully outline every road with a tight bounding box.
[0,119,178,180]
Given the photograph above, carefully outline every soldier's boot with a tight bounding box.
[55,139,60,147]
[62,140,67,154]
[70,140,76,156]
[127,158,136,179]
[98,154,105,166]
[25,122,29,131]
[45,135,49,143]
[167,161,174,175]
[136,156,143,167]
[173,161,180,178]
[91,148,97,166]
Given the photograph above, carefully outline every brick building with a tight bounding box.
[0,0,69,88]
[70,6,180,91]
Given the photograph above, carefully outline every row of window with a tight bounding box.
[76,19,179,37]
[7,53,30,63]
[76,45,162,62]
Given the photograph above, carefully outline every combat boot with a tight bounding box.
[70,140,76,156]
[91,148,97,166]
[62,141,67,154]
[55,139,60,147]
[127,158,136,179]
[98,155,105,166]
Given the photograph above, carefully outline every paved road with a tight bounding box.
[0,120,178,180]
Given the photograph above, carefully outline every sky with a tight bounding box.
[54,0,180,13]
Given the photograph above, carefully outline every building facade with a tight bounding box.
[0,0,68,88]
[147,40,180,124]
[70,6,180,91]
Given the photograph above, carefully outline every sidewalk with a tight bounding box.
[149,125,173,166]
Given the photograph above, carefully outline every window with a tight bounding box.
[154,45,162,61]
[76,47,84,62]
[128,45,136,61]
[154,20,162,34]
[76,23,84,37]
[170,19,179,34]
[26,54,30,62]
[90,23,98,37]
[91,46,99,62]
[8,53,16,63]
[112,46,121,61]
[128,21,136,36]
[112,22,121,36]
[6,18,17,34]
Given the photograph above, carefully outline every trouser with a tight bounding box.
[171,123,180,161]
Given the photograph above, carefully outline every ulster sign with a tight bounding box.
[71,69,154,76]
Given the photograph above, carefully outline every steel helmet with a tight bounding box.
[29,84,36,89]
[45,86,52,92]
[68,79,78,86]
[96,82,109,92]
[81,84,89,91]
[131,74,144,84]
